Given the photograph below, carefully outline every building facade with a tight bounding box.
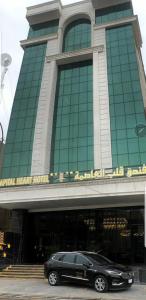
[0,143,4,177]
[0,0,146,264]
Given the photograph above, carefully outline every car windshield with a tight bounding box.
[86,253,112,265]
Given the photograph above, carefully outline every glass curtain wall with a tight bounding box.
[1,44,47,179]
[63,19,91,52]
[28,19,59,39]
[106,25,146,167]
[50,61,93,173]
[50,18,93,173]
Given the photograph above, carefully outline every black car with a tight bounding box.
[44,251,134,293]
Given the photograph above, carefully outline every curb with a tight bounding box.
[0,295,132,300]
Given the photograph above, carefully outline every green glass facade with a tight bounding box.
[63,19,91,52]
[106,25,146,167]
[0,1,146,268]
[96,2,133,25]
[50,61,93,173]
[1,4,145,179]
[28,20,59,39]
[1,43,47,179]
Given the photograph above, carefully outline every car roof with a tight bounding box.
[53,251,98,255]
[78,251,98,255]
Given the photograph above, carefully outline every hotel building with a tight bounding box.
[0,0,146,265]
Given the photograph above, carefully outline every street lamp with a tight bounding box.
[1,53,12,89]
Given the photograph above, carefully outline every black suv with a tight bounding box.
[44,251,134,293]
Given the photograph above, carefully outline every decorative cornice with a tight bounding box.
[46,45,104,63]
[94,15,142,47]
[20,33,58,49]
[26,0,61,25]
[94,15,136,30]
[91,0,132,10]
[93,45,104,53]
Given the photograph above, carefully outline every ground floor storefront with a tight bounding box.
[1,206,145,266]
[0,175,146,266]
[27,206,145,265]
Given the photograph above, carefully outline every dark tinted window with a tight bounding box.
[76,254,91,265]
[63,253,75,263]
[52,253,64,261]
[86,254,112,265]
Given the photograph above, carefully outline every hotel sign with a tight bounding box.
[0,165,146,188]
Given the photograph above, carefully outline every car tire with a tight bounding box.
[94,275,108,293]
[48,271,60,286]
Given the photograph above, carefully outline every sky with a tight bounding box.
[0,0,146,140]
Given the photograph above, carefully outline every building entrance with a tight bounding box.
[27,206,144,265]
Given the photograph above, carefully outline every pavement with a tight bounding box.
[0,279,145,300]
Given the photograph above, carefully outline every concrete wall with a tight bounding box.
[31,38,58,176]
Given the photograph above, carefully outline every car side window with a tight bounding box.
[62,253,75,263]
[75,254,91,265]
[52,253,64,261]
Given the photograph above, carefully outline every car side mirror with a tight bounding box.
[83,262,91,268]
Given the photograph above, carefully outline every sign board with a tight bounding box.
[0,165,146,188]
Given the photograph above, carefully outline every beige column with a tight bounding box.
[31,51,58,176]
[93,27,112,169]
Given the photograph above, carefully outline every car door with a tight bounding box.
[73,254,91,282]
[50,253,65,273]
[60,253,76,280]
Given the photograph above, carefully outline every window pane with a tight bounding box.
[76,255,90,265]
[63,19,91,52]
[63,254,75,263]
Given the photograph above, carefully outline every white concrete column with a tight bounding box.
[93,27,112,169]
[31,43,58,176]
[93,48,102,169]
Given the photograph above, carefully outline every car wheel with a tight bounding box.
[94,275,108,293]
[48,271,59,286]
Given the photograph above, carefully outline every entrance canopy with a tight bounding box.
[0,175,145,212]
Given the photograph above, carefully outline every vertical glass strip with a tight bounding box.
[1,43,47,179]
[106,25,146,167]
[50,60,93,173]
